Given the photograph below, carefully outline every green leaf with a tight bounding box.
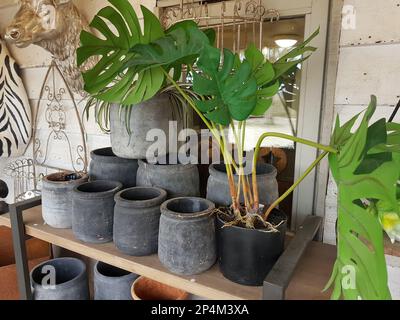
[192,48,258,125]
[128,20,214,74]
[77,1,165,104]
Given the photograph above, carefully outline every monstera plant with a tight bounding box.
[254,96,400,299]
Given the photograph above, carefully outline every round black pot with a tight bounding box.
[216,209,287,286]
[30,257,89,300]
[89,147,138,188]
[136,158,200,198]
[72,180,122,244]
[94,261,139,300]
[114,187,167,256]
[158,197,216,276]
[207,163,279,207]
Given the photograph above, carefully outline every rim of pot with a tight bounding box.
[209,163,277,181]
[73,180,122,198]
[138,156,197,170]
[43,171,88,185]
[131,276,188,300]
[216,208,288,233]
[30,257,86,289]
[94,261,136,281]
[90,147,136,163]
[115,187,167,208]
[161,197,215,219]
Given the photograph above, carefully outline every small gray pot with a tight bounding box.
[158,197,216,276]
[89,147,138,188]
[136,160,200,198]
[72,180,122,244]
[42,172,88,229]
[110,93,183,159]
[114,187,167,256]
[30,257,89,300]
[94,261,138,300]
[206,163,279,207]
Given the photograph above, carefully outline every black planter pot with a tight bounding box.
[136,158,200,198]
[89,147,138,188]
[30,257,89,300]
[158,197,216,276]
[72,180,122,244]
[94,261,139,300]
[216,209,287,286]
[114,187,167,256]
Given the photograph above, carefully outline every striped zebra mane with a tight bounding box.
[0,40,32,158]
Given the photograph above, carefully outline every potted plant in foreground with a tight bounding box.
[77,0,320,282]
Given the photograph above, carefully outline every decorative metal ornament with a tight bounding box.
[33,60,88,174]
[0,39,32,158]
[4,0,97,94]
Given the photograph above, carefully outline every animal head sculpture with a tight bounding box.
[4,0,95,94]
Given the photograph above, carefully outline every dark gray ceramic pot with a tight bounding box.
[216,209,287,286]
[206,163,279,207]
[94,261,138,300]
[72,180,122,244]
[114,187,167,256]
[110,93,183,159]
[42,171,88,229]
[136,160,200,198]
[89,147,138,188]
[158,197,216,276]
[30,257,89,300]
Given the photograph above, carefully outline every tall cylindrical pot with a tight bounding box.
[30,257,89,300]
[136,160,200,198]
[94,261,138,300]
[158,197,216,275]
[216,209,287,286]
[207,163,279,207]
[42,171,88,229]
[114,187,167,256]
[110,93,183,159]
[131,276,188,300]
[89,147,138,188]
[72,180,122,243]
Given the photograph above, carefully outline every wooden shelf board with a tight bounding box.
[0,207,336,300]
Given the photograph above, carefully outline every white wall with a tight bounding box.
[0,0,156,202]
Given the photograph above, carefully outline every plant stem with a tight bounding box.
[263,150,330,220]
[252,132,338,210]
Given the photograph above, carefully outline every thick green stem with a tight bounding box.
[252,132,338,211]
[263,151,329,220]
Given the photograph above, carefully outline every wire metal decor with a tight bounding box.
[160,0,279,51]
[33,60,88,174]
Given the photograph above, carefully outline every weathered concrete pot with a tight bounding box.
[131,276,188,300]
[136,160,200,198]
[89,147,138,188]
[42,171,88,229]
[72,180,122,244]
[114,187,167,256]
[94,261,138,300]
[158,197,216,275]
[30,257,89,300]
[207,163,279,207]
[110,93,182,159]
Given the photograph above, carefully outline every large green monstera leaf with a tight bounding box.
[192,46,258,125]
[127,20,215,80]
[326,95,400,300]
[77,1,165,105]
